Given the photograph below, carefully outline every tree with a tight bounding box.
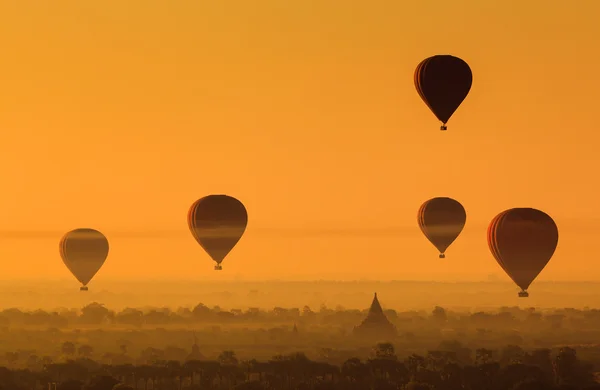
[553,347,595,388]
[431,307,447,324]
[475,348,493,365]
[406,354,425,380]
[80,303,110,324]
[115,308,144,327]
[341,358,368,383]
[426,351,455,371]
[302,306,314,317]
[526,348,553,377]
[371,343,396,360]
[437,340,471,364]
[495,364,545,390]
[500,345,525,365]
[218,350,239,366]
[192,303,212,319]
[144,310,170,325]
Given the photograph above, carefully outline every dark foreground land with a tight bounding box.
[1,344,599,390]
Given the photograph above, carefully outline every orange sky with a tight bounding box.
[0,1,599,283]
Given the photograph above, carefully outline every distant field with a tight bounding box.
[1,280,599,311]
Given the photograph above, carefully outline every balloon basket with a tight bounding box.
[214,265,222,270]
[518,291,529,298]
[439,253,446,259]
[80,286,89,291]
[440,125,447,131]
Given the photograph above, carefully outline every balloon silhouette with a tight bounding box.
[487,208,559,297]
[188,195,248,270]
[414,55,472,130]
[418,197,466,258]
[59,228,109,291]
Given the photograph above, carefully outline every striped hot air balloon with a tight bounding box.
[188,195,248,270]
[414,55,473,130]
[418,197,466,259]
[59,228,109,291]
[487,208,559,297]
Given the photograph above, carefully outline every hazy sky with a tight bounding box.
[0,1,599,283]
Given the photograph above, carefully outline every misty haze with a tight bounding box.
[2,0,600,389]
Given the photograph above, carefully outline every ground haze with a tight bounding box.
[1,280,600,311]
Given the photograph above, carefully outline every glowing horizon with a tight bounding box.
[0,1,599,282]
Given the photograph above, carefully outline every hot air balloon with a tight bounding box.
[59,228,109,291]
[418,197,466,258]
[487,208,559,297]
[188,195,248,270]
[414,55,472,130]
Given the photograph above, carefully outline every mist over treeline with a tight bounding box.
[3,281,600,388]
[1,303,600,388]
[3,302,600,356]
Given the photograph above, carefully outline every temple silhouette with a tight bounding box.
[353,292,397,339]
[187,334,205,361]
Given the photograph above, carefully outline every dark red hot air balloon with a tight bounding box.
[418,197,466,258]
[59,228,109,291]
[188,195,248,270]
[414,55,472,130]
[487,208,559,297]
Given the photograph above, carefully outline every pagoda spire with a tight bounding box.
[369,293,384,315]
[353,292,397,338]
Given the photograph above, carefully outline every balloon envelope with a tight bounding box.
[188,195,248,267]
[414,55,472,129]
[418,197,466,258]
[59,228,109,287]
[487,208,559,293]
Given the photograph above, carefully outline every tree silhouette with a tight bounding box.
[218,350,239,365]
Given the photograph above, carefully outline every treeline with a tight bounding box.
[3,302,600,329]
[0,343,599,390]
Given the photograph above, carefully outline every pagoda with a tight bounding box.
[186,333,205,361]
[353,293,397,339]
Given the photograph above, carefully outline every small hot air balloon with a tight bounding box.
[414,55,472,130]
[487,208,559,297]
[59,228,109,291]
[188,195,248,270]
[418,197,466,258]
